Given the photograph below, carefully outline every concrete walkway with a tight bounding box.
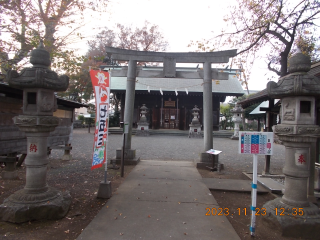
[77,160,240,240]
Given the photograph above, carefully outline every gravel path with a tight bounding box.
[50,128,286,175]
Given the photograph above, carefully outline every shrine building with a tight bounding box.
[106,66,244,130]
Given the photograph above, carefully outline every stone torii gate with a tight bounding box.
[107,47,237,167]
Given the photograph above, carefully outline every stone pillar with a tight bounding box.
[203,62,213,151]
[0,42,71,223]
[262,52,320,238]
[114,60,139,164]
[124,60,137,149]
[199,62,213,167]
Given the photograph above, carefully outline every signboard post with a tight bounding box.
[238,131,273,237]
[206,149,222,171]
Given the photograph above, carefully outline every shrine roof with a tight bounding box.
[0,82,88,109]
[238,62,320,109]
[110,72,244,97]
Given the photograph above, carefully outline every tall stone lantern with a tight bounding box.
[136,104,149,136]
[189,105,202,138]
[263,51,320,238]
[0,42,71,223]
[230,104,244,140]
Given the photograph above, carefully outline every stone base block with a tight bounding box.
[200,152,213,163]
[0,188,71,223]
[112,157,140,165]
[263,198,320,239]
[230,136,239,140]
[62,154,72,161]
[97,181,112,199]
[116,149,136,159]
[135,130,150,136]
[196,153,220,169]
[1,171,18,180]
[188,133,203,138]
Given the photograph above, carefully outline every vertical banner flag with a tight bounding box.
[89,70,110,170]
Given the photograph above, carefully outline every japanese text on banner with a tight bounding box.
[89,70,110,170]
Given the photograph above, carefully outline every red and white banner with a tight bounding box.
[89,70,110,170]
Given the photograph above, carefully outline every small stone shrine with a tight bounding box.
[189,105,202,138]
[136,104,149,136]
[230,104,244,140]
[263,51,320,238]
[0,42,71,223]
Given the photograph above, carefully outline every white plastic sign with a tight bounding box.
[239,131,273,155]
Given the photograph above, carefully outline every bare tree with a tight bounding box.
[190,0,320,84]
[0,0,108,80]
[60,21,168,102]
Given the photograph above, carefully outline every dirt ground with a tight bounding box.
[0,159,135,240]
[0,158,307,240]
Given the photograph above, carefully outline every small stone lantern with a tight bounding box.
[263,51,320,238]
[0,42,71,223]
[189,105,202,138]
[230,104,244,140]
[136,104,149,136]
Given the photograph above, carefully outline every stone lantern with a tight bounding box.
[0,42,71,223]
[263,51,320,238]
[230,104,244,140]
[136,104,149,136]
[189,105,202,138]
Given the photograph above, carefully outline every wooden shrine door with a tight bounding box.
[162,108,179,129]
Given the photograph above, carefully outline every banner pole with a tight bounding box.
[250,154,258,236]
[104,116,109,183]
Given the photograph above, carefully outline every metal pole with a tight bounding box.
[121,133,125,177]
[160,97,163,128]
[250,154,258,236]
[104,116,110,183]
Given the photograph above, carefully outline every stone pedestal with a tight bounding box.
[197,153,213,169]
[62,144,72,161]
[115,149,140,165]
[262,51,320,237]
[0,42,71,223]
[97,181,112,199]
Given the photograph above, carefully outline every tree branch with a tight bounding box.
[268,61,281,76]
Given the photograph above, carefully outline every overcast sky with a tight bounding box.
[74,0,279,91]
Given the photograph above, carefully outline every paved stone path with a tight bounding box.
[77,160,241,240]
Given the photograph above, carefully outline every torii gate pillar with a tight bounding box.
[122,60,137,159]
[200,62,213,164]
